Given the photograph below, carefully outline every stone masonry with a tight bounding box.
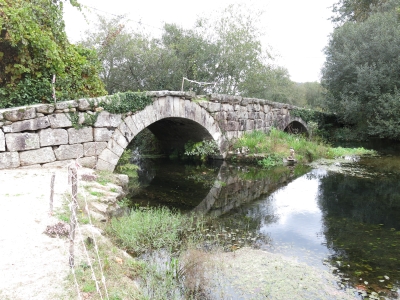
[0,91,307,171]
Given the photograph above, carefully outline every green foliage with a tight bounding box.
[107,207,190,254]
[0,0,106,108]
[80,5,308,105]
[322,2,400,139]
[184,139,219,161]
[99,91,152,114]
[257,154,281,168]
[184,140,219,159]
[234,129,375,163]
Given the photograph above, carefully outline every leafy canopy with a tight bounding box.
[0,0,106,108]
[322,0,400,139]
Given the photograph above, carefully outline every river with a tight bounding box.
[127,142,400,299]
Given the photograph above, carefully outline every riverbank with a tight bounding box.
[0,166,360,299]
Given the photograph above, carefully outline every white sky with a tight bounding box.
[63,0,336,83]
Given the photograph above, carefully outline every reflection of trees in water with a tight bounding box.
[318,172,400,296]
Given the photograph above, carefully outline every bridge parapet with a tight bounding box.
[0,91,306,170]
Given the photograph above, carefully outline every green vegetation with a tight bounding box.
[184,139,219,161]
[80,5,321,107]
[322,0,400,140]
[107,207,191,255]
[0,0,106,108]
[234,129,375,166]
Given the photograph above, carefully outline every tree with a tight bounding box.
[322,1,400,138]
[331,0,386,23]
[0,0,106,108]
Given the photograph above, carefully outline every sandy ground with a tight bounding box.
[0,167,74,300]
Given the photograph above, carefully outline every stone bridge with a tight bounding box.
[0,91,308,170]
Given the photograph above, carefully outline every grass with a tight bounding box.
[234,128,376,165]
[107,206,193,255]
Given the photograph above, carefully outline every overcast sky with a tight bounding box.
[63,0,336,83]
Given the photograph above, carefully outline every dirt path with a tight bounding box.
[0,168,73,300]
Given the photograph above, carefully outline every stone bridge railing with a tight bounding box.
[0,91,306,170]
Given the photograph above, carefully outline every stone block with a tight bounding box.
[78,99,91,111]
[113,128,132,148]
[226,121,239,131]
[19,147,56,166]
[0,130,4,151]
[96,158,116,172]
[3,107,36,122]
[0,152,20,169]
[245,120,255,131]
[42,160,73,168]
[123,117,139,136]
[36,104,55,114]
[107,139,124,156]
[0,112,3,120]
[55,100,78,110]
[98,148,120,166]
[6,133,40,151]
[227,112,238,121]
[83,142,107,156]
[207,102,221,113]
[54,144,84,160]
[48,113,72,128]
[222,104,234,112]
[39,128,68,146]
[94,128,114,142]
[68,127,93,144]
[94,111,122,128]
[255,119,264,130]
[78,156,97,168]
[10,116,50,133]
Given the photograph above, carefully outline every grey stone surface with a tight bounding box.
[11,116,50,132]
[94,111,122,127]
[39,128,68,146]
[94,128,114,142]
[99,148,120,165]
[78,99,91,111]
[0,130,4,151]
[113,128,132,148]
[68,127,93,144]
[5,133,40,151]
[2,126,12,133]
[0,112,3,120]
[42,160,73,168]
[78,156,97,168]
[55,100,78,110]
[207,102,221,113]
[106,139,124,157]
[36,104,55,114]
[19,147,56,166]
[96,158,116,171]
[48,113,72,128]
[83,142,107,156]
[54,144,84,160]
[0,152,20,169]
[3,107,36,122]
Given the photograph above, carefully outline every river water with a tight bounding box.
[128,143,400,299]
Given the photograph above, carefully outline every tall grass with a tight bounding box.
[234,128,375,164]
[107,207,193,255]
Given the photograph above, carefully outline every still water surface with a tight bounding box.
[129,147,400,299]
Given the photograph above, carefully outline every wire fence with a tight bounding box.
[47,140,113,298]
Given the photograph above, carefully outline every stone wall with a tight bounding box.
[0,91,303,170]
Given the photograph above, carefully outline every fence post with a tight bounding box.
[49,172,55,215]
[69,165,78,268]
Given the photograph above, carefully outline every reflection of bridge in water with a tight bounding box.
[192,162,296,217]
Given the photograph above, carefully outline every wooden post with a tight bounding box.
[49,173,55,215]
[69,165,78,268]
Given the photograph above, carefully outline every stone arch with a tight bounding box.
[283,116,308,135]
[96,97,226,171]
